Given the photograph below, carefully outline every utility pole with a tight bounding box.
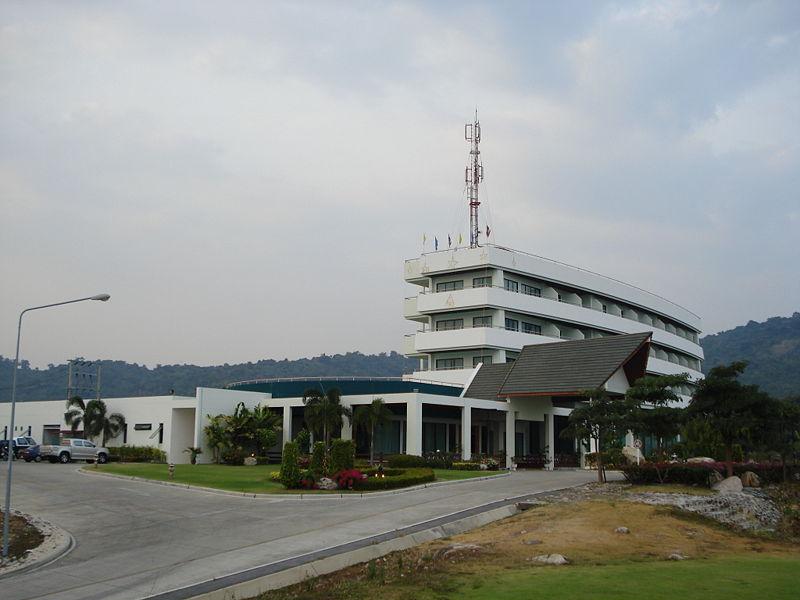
[465,111,483,248]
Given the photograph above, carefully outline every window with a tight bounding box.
[522,322,542,335]
[521,283,541,297]
[436,358,464,370]
[620,309,625,318]
[504,279,519,293]
[505,318,519,331]
[84,441,96,448]
[436,280,464,292]
[73,440,85,447]
[506,352,519,363]
[436,318,463,331]
[557,293,563,302]
[473,315,492,328]
[472,276,492,288]
[473,355,493,367]
[602,304,607,313]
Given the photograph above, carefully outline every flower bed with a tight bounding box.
[354,467,435,491]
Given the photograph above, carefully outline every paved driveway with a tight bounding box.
[1,461,601,600]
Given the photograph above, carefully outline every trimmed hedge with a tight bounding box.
[111,445,166,463]
[279,442,301,488]
[621,462,800,486]
[310,441,327,477]
[354,467,435,491]
[330,439,355,475]
[386,454,427,468]
[451,461,482,471]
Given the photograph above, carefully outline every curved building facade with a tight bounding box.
[403,243,703,393]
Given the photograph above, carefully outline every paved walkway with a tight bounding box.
[1,462,602,600]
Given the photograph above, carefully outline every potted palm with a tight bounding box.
[184,446,202,465]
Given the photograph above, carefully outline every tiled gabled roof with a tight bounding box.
[464,332,652,400]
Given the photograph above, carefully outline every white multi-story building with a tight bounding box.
[403,243,703,393]
[402,114,702,394]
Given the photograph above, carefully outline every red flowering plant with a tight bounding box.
[334,469,364,490]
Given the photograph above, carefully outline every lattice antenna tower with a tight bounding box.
[465,110,484,248]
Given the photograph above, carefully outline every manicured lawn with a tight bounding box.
[432,469,499,481]
[96,463,286,493]
[398,556,800,600]
[93,463,495,492]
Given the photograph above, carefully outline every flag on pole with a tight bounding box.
[486,225,491,238]
[423,233,427,245]
[434,237,439,251]
[448,234,452,248]
[458,233,463,245]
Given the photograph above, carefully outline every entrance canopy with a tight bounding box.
[465,332,652,399]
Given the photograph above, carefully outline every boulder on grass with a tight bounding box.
[622,446,644,464]
[687,457,716,464]
[243,456,257,466]
[712,476,743,495]
[614,527,630,534]
[740,471,761,488]
[317,477,337,490]
[532,554,569,565]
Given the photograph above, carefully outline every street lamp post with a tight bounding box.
[2,294,110,560]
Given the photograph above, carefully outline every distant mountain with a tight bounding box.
[701,312,800,398]
[0,351,418,402]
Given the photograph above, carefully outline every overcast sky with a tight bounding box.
[1,1,798,368]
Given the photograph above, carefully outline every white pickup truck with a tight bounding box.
[40,438,110,464]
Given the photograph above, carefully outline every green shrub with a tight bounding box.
[111,445,167,463]
[279,442,301,488]
[386,454,427,468]
[451,461,482,471]
[222,447,246,465]
[621,462,799,486]
[310,441,327,477]
[295,429,311,454]
[354,467,435,491]
[330,439,355,474]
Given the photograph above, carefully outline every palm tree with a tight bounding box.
[204,414,229,464]
[249,404,282,455]
[65,395,89,436]
[354,398,393,465]
[302,388,352,447]
[65,396,125,445]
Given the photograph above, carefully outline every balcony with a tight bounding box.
[403,296,426,322]
[646,356,703,382]
[412,286,703,360]
[412,326,557,353]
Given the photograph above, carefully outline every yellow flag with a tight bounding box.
[458,233,463,245]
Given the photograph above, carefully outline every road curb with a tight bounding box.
[78,467,510,499]
[0,511,74,580]
[145,490,550,600]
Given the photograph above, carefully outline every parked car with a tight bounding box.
[21,444,43,462]
[40,439,110,464]
[0,436,38,460]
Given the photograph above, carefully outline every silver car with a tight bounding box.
[40,438,110,464]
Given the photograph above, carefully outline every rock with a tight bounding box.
[243,456,257,466]
[435,543,482,559]
[708,470,724,486]
[668,553,687,561]
[740,471,761,488]
[712,476,743,495]
[614,527,630,534]
[687,457,716,463]
[622,446,645,464]
[532,554,569,565]
[317,477,338,490]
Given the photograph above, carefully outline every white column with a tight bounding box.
[461,404,472,461]
[505,408,516,469]
[405,399,422,456]
[340,404,353,441]
[282,405,292,448]
[544,413,555,471]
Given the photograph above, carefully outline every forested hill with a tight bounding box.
[701,312,800,398]
[0,352,418,402]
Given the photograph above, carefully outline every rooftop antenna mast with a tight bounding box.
[465,110,483,248]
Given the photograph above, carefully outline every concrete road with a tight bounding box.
[1,462,601,600]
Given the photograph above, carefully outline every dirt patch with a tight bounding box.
[256,495,799,600]
[0,511,45,562]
